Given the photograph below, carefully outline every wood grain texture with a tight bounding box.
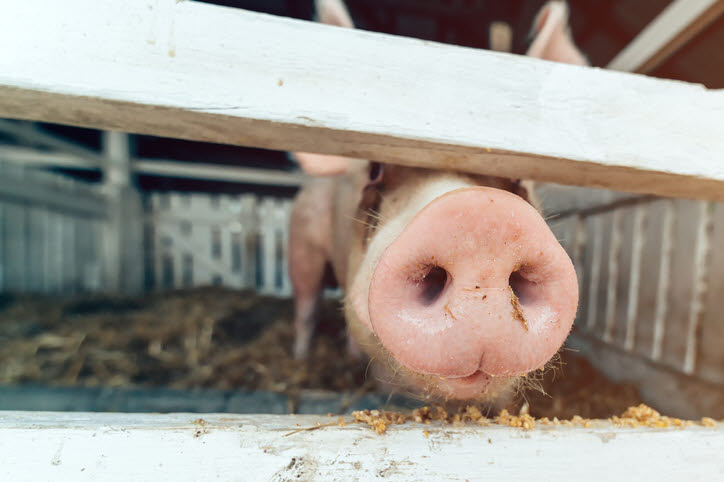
[1,0,723,200]
[0,411,722,481]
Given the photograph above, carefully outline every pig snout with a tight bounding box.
[366,187,578,398]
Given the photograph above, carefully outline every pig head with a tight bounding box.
[289,0,587,402]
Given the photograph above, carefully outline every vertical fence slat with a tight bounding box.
[610,207,635,347]
[683,202,713,374]
[0,203,3,291]
[698,201,724,384]
[61,212,77,294]
[623,205,646,351]
[602,210,623,343]
[650,200,675,361]
[26,206,45,293]
[582,216,601,331]
[279,199,292,296]
[661,200,704,370]
[4,202,27,292]
[240,194,258,290]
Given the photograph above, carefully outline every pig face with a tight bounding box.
[290,0,587,402]
[331,163,577,401]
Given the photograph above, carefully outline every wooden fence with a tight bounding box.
[149,192,293,296]
[0,0,723,477]
[543,185,724,418]
[0,161,105,294]
[0,159,296,297]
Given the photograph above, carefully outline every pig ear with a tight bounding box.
[315,0,355,28]
[292,152,351,176]
[526,1,589,66]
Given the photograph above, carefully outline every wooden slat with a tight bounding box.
[607,0,724,74]
[0,204,4,290]
[0,411,722,481]
[1,0,723,200]
[660,201,705,370]
[698,202,724,384]
[0,146,306,187]
[0,173,107,217]
[240,195,259,289]
[3,202,26,292]
[25,206,45,293]
[61,213,77,294]
[630,201,666,359]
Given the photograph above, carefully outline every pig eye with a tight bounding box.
[368,162,383,183]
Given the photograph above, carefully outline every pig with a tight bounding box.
[289,0,588,403]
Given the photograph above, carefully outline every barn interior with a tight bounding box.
[0,0,722,421]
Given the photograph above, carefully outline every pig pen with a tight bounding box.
[1,0,723,478]
[0,287,644,419]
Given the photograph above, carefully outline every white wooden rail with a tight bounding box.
[0,412,721,481]
[1,0,723,200]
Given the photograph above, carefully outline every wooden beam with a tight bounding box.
[0,171,107,217]
[0,146,305,186]
[101,132,144,294]
[134,159,305,186]
[0,411,721,480]
[0,120,105,168]
[0,1,723,200]
[607,0,724,74]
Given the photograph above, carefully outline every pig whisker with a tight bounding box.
[363,356,376,381]
[346,214,377,229]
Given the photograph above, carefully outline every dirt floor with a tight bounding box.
[0,288,642,418]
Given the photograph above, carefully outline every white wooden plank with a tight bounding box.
[608,0,724,74]
[0,146,98,170]
[135,159,304,187]
[1,1,723,201]
[0,411,721,481]
[0,120,104,167]
[0,147,305,187]
[0,174,107,217]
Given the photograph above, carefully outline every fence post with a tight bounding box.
[100,131,143,294]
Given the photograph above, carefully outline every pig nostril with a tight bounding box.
[509,270,534,306]
[418,266,449,305]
